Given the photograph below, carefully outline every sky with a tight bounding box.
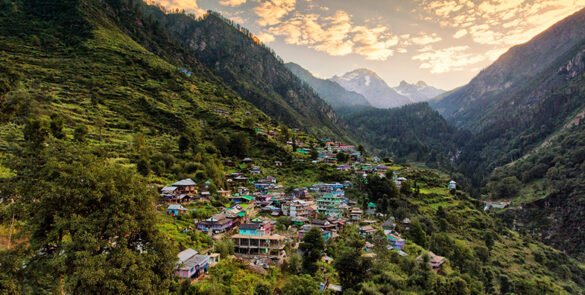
[149,0,585,90]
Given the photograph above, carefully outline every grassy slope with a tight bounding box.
[0,0,319,251]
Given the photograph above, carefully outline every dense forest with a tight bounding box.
[339,103,471,169]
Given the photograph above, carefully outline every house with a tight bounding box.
[167,204,188,216]
[349,208,363,221]
[386,232,405,250]
[250,166,262,175]
[282,200,312,218]
[230,195,255,204]
[375,165,388,172]
[232,232,286,261]
[336,165,352,171]
[161,186,178,197]
[160,186,193,203]
[258,176,277,184]
[175,249,210,279]
[179,68,192,77]
[292,188,308,199]
[359,225,376,237]
[382,218,396,230]
[292,216,309,226]
[274,161,283,167]
[254,183,272,191]
[327,284,343,294]
[239,223,272,236]
[218,189,231,198]
[417,251,446,270]
[366,202,377,215]
[197,214,234,234]
[311,219,337,230]
[448,180,457,191]
[317,193,344,218]
[483,201,511,211]
[172,179,197,195]
[208,253,221,267]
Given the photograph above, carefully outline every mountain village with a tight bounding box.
[160,139,453,291]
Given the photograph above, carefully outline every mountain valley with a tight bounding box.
[1,1,585,294]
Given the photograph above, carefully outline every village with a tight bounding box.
[158,139,454,291]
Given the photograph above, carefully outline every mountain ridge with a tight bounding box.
[331,68,412,108]
[284,62,371,110]
[127,7,352,142]
[394,80,445,103]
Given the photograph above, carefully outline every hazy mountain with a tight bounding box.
[285,62,371,109]
[331,69,412,109]
[394,80,445,103]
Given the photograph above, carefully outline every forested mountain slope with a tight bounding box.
[0,0,325,291]
[130,6,350,141]
[486,121,585,261]
[338,103,470,168]
[427,8,585,187]
[432,8,585,130]
[426,7,585,262]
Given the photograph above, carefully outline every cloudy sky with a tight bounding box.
[150,0,585,90]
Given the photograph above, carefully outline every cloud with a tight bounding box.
[148,0,205,16]
[219,0,247,7]
[412,45,486,73]
[268,10,402,60]
[411,33,442,45]
[254,0,297,26]
[421,0,585,47]
[453,29,468,38]
[256,32,276,43]
[352,25,399,60]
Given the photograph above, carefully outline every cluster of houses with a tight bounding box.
[161,156,452,282]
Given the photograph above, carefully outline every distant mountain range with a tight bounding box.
[284,62,371,109]
[331,69,412,109]
[394,80,445,103]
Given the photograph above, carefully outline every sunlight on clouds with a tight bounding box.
[413,45,486,73]
[453,29,468,38]
[411,33,442,45]
[422,0,585,46]
[268,10,402,60]
[254,0,297,26]
[352,25,399,60]
[148,0,205,16]
[256,32,276,43]
[219,0,246,7]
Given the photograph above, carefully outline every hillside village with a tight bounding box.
[159,138,454,291]
[2,1,585,293]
